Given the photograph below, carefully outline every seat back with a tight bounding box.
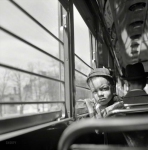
[106,103,148,117]
[58,115,148,150]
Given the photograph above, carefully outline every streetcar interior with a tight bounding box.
[0,0,148,149]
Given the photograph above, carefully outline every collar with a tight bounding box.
[125,90,147,98]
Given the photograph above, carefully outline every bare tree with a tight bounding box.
[0,69,10,100]
[0,69,10,116]
[11,71,24,114]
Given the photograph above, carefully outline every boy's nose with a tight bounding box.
[98,90,103,96]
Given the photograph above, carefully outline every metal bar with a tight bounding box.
[76,100,86,103]
[106,108,148,117]
[71,145,146,150]
[63,12,71,118]
[75,69,87,77]
[76,99,94,104]
[0,101,65,104]
[0,118,73,141]
[9,0,64,45]
[0,27,64,64]
[58,115,148,150]
[75,54,93,70]
[124,103,148,107]
[64,0,75,118]
[76,85,90,90]
[0,63,64,83]
[0,110,62,120]
[76,113,89,118]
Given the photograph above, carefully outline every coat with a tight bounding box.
[123,90,148,146]
[123,90,148,104]
[85,94,123,118]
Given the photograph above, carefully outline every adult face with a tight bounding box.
[88,76,113,106]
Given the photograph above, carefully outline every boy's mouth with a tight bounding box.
[99,98,106,102]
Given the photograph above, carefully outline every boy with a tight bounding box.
[86,68,123,118]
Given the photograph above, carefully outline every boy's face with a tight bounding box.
[88,77,113,106]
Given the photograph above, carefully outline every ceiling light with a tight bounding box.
[129,21,144,29]
[129,2,146,11]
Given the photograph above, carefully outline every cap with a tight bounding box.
[86,68,113,83]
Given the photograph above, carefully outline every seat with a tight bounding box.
[58,115,148,150]
[105,104,148,147]
[105,103,148,117]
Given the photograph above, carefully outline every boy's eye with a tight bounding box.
[101,87,109,91]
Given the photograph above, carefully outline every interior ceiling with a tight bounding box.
[108,0,148,71]
[64,0,148,72]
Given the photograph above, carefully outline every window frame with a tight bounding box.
[0,0,98,140]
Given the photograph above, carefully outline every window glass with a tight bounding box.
[74,5,92,102]
[15,0,59,38]
[0,0,65,118]
[75,56,91,76]
[75,71,88,88]
[0,0,60,58]
[75,87,92,100]
[0,68,64,118]
[74,5,91,65]
[0,31,64,80]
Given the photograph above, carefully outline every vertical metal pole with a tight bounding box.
[58,3,62,105]
[59,4,66,117]
[63,0,75,118]
[68,0,75,118]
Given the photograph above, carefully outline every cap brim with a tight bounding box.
[87,74,113,83]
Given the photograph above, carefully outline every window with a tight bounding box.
[0,0,65,119]
[0,0,96,139]
[74,5,93,102]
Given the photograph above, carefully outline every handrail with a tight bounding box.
[70,144,147,150]
[58,115,148,150]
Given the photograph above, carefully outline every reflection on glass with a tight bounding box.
[75,71,88,88]
[76,87,92,101]
[74,5,91,65]
[0,0,60,58]
[75,56,91,75]
[0,67,65,118]
[0,31,64,80]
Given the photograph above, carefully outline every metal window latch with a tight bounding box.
[63,14,67,29]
